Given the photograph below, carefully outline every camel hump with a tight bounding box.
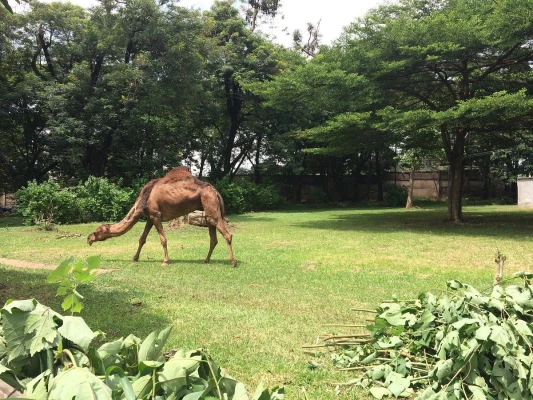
[164,166,210,187]
[165,166,194,180]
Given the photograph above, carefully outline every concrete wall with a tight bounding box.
[518,177,533,206]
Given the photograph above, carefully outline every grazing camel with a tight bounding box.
[87,167,236,267]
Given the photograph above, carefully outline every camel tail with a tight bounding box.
[216,190,227,219]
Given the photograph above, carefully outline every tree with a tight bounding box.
[340,0,533,221]
[197,0,290,180]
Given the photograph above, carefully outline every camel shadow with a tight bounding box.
[101,258,239,267]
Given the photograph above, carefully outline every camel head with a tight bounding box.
[87,224,110,245]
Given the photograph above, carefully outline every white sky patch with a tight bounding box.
[25,0,385,46]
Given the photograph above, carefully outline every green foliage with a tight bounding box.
[215,177,283,214]
[15,177,133,225]
[0,299,284,399]
[15,179,80,227]
[384,184,408,207]
[76,176,134,222]
[326,273,533,399]
[47,255,101,314]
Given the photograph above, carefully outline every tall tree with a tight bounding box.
[340,0,533,221]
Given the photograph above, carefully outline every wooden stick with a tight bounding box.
[321,324,367,328]
[321,334,371,341]
[351,308,377,313]
[339,366,368,371]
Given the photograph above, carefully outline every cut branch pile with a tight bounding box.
[306,269,533,399]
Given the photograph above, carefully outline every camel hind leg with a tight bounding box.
[133,220,153,262]
[151,215,169,266]
[205,217,236,267]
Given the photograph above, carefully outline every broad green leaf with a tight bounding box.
[467,385,488,400]
[447,280,463,290]
[2,299,37,314]
[232,382,249,400]
[98,338,124,368]
[433,359,453,380]
[475,325,491,341]
[489,325,511,348]
[2,308,32,362]
[369,386,392,399]
[24,370,50,400]
[158,363,187,393]
[25,308,59,355]
[61,294,84,313]
[138,326,172,362]
[385,372,410,397]
[119,375,136,400]
[131,375,153,398]
[58,316,95,351]
[47,256,74,283]
[48,367,112,400]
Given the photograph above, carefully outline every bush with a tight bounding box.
[75,176,133,222]
[215,177,284,214]
[384,184,408,207]
[16,177,134,226]
[16,180,80,226]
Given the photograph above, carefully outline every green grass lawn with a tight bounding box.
[1,202,533,399]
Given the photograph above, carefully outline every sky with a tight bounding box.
[31,0,385,47]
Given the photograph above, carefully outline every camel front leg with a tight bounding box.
[151,216,169,266]
[133,220,153,262]
[204,225,218,264]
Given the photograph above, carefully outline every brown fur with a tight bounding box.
[87,167,236,267]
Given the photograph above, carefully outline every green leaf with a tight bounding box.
[58,316,95,351]
[25,308,59,355]
[138,326,172,362]
[385,372,410,397]
[370,387,392,399]
[47,256,74,283]
[433,359,453,380]
[158,363,187,393]
[131,375,153,398]
[48,367,113,400]
[61,294,84,313]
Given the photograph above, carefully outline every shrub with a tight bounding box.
[215,177,284,214]
[0,298,284,399]
[75,176,133,222]
[311,187,327,204]
[16,177,133,225]
[16,180,80,226]
[384,184,408,207]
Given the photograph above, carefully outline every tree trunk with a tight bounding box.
[376,150,383,202]
[406,168,414,209]
[445,128,466,223]
[222,74,243,177]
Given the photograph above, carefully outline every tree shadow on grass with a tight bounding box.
[0,266,172,341]
[291,207,533,240]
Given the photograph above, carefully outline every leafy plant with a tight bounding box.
[215,177,284,214]
[75,176,134,222]
[16,179,80,226]
[384,184,408,207]
[47,255,101,314]
[0,299,284,399]
[316,272,533,399]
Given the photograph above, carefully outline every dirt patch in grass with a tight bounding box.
[0,257,112,274]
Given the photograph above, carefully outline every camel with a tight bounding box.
[87,167,236,267]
